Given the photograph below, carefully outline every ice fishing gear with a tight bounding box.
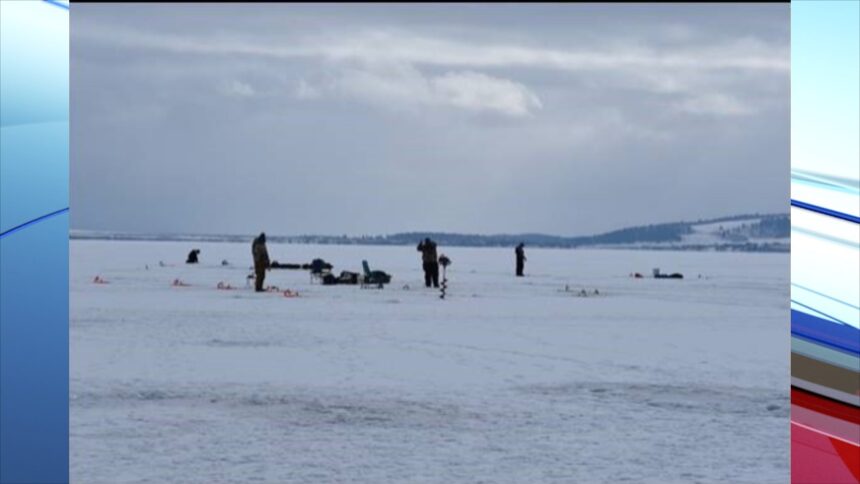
[653,268,684,279]
[360,260,392,289]
[560,285,601,297]
[439,254,451,299]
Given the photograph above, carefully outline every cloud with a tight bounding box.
[74,24,789,77]
[71,19,791,121]
[317,63,542,117]
[219,79,255,97]
[294,79,321,100]
[73,23,787,119]
[431,71,542,117]
[312,30,789,73]
[71,5,789,236]
[676,93,754,116]
[328,62,430,112]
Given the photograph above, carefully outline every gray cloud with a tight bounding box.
[71,4,789,236]
[299,65,543,117]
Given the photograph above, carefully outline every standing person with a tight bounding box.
[515,242,526,277]
[417,237,440,288]
[251,232,270,292]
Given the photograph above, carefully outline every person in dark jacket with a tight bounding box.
[186,249,200,264]
[251,233,270,292]
[515,243,526,277]
[417,238,439,288]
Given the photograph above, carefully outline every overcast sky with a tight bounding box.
[71,3,789,237]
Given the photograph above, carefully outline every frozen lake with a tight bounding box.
[70,240,789,483]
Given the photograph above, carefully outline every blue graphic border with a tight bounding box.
[0,1,70,483]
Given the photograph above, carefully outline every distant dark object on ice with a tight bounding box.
[270,261,302,269]
[310,258,333,272]
[322,271,361,286]
[269,259,333,271]
[653,268,683,279]
[186,249,200,264]
[309,258,334,284]
[562,285,600,296]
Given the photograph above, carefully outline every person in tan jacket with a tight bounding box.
[251,232,270,292]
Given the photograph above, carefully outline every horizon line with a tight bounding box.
[69,211,789,241]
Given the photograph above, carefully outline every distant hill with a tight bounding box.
[276,213,789,252]
[70,213,789,252]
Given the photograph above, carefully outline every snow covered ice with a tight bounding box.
[71,240,789,483]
